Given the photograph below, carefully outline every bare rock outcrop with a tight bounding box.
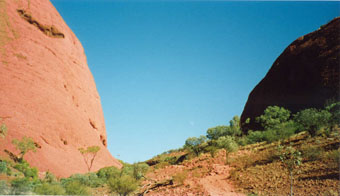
[241,17,340,132]
[0,0,122,177]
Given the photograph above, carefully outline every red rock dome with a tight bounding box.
[0,0,122,177]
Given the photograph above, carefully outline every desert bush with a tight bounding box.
[10,177,33,195]
[13,160,38,179]
[63,180,90,195]
[236,136,248,146]
[302,145,324,161]
[206,126,230,140]
[108,175,138,196]
[256,106,291,130]
[34,183,66,195]
[262,122,297,143]
[326,149,340,168]
[173,170,188,185]
[294,108,331,136]
[43,171,57,183]
[163,156,177,165]
[322,190,339,196]
[97,166,121,180]
[132,162,149,180]
[206,116,241,140]
[0,161,9,174]
[204,145,218,157]
[247,130,265,144]
[62,173,103,188]
[12,136,37,160]
[216,136,238,164]
[0,180,10,195]
[247,121,296,144]
[154,161,170,169]
[184,135,208,156]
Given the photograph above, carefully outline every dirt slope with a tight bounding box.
[142,151,245,196]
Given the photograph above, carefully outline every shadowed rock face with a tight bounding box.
[0,0,122,177]
[241,17,340,133]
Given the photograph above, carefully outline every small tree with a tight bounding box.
[257,106,291,130]
[108,175,138,196]
[228,115,242,137]
[206,116,241,140]
[294,108,331,136]
[79,146,100,172]
[206,126,229,140]
[216,136,238,164]
[132,163,149,180]
[277,145,302,196]
[12,136,37,160]
[184,135,207,156]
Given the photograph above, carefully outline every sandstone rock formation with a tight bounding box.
[241,17,340,133]
[0,0,122,177]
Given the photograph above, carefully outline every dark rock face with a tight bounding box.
[241,17,340,133]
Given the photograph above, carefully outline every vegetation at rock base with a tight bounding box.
[142,102,339,195]
[0,102,338,195]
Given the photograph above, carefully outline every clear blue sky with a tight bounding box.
[51,0,339,163]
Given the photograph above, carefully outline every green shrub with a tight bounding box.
[262,122,296,143]
[256,106,291,130]
[0,180,10,195]
[97,166,121,180]
[247,121,297,144]
[216,136,238,164]
[10,177,33,195]
[204,145,218,157]
[184,135,207,156]
[63,181,90,195]
[326,149,340,168]
[43,171,57,183]
[34,183,66,195]
[108,175,138,196]
[206,116,241,140]
[302,145,324,161]
[247,130,265,144]
[294,108,331,136]
[13,160,38,179]
[236,136,248,146]
[0,161,9,174]
[132,162,149,180]
[163,156,177,165]
[12,136,37,160]
[61,173,103,188]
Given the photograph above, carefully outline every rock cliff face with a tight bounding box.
[0,0,122,177]
[241,17,340,132]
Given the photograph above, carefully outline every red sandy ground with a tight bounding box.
[142,150,245,196]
